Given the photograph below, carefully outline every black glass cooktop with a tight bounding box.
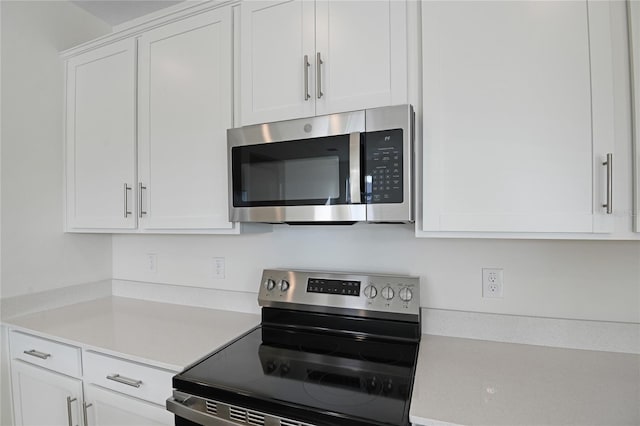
[174,326,419,426]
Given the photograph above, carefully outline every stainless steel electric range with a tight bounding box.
[167,269,421,426]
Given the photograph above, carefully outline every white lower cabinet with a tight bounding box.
[84,384,173,426]
[83,351,175,407]
[9,331,175,426]
[11,361,83,426]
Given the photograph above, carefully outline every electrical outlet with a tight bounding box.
[213,257,225,279]
[147,253,158,273]
[482,268,503,298]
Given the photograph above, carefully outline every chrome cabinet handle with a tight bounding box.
[66,396,77,426]
[107,373,142,388]
[123,183,132,218]
[23,349,51,360]
[603,153,613,214]
[349,132,362,204]
[83,402,93,426]
[138,182,147,218]
[316,52,324,99]
[303,55,311,101]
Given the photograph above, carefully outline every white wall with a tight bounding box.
[0,1,112,299]
[113,228,640,324]
[112,0,639,326]
[1,3,111,422]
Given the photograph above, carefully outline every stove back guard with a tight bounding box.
[258,269,421,341]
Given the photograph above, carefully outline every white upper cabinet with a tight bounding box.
[138,7,233,231]
[64,5,244,234]
[240,0,315,124]
[240,0,408,125]
[421,1,616,235]
[65,39,137,230]
[629,0,640,232]
[314,0,407,116]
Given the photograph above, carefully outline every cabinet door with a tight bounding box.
[11,361,83,426]
[240,0,315,125]
[84,384,173,426]
[66,39,137,230]
[315,0,407,115]
[421,1,614,233]
[630,0,640,233]
[138,8,234,230]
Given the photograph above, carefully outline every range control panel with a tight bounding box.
[258,269,420,318]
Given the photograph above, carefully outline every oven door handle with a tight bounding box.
[349,131,362,204]
[167,396,237,426]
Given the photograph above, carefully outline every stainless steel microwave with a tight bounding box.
[227,105,414,224]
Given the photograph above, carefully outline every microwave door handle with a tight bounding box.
[349,132,361,204]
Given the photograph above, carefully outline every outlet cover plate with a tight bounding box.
[482,268,503,298]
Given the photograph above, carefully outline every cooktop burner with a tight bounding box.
[168,269,421,426]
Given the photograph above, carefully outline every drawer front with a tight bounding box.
[9,331,81,377]
[83,351,175,406]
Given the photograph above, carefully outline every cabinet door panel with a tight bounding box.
[315,0,407,115]
[630,0,640,232]
[240,0,315,124]
[85,384,173,426]
[422,1,609,233]
[138,8,234,230]
[66,39,137,230]
[11,361,83,426]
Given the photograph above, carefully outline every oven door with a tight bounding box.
[227,111,365,223]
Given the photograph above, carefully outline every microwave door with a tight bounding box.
[230,133,366,223]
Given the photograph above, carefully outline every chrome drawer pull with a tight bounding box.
[138,182,147,217]
[83,402,93,426]
[66,396,77,426]
[602,153,613,214]
[316,52,324,99]
[124,183,132,217]
[24,349,51,360]
[106,373,142,388]
[303,55,311,101]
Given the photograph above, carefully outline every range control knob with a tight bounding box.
[265,360,278,374]
[381,286,395,300]
[399,287,413,302]
[264,279,276,291]
[363,285,378,299]
[278,280,290,292]
[365,377,379,393]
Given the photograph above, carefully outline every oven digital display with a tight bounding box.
[307,278,361,296]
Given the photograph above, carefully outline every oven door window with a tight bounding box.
[231,135,352,207]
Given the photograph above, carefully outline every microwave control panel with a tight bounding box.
[364,129,403,204]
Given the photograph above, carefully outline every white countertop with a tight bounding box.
[3,296,260,371]
[4,297,639,424]
[410,334,640,426]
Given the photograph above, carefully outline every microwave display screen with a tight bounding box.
[241,157,340,202]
